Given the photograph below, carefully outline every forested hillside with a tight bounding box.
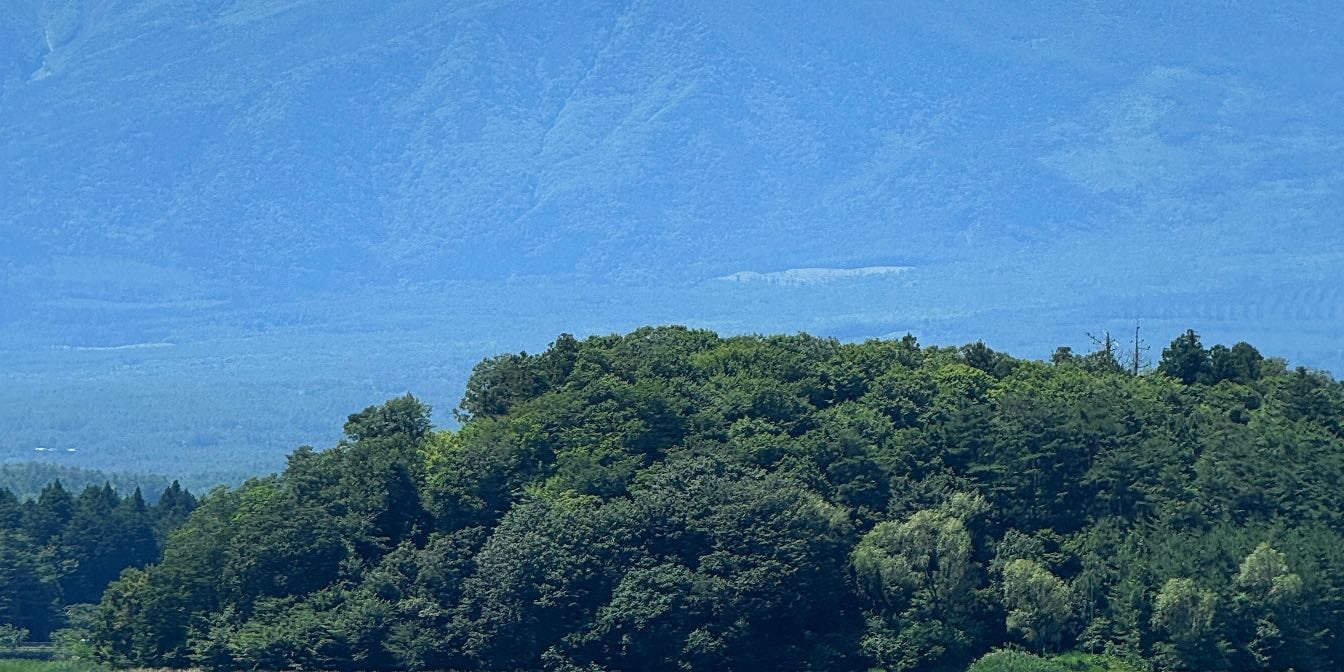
[4,0,1343,486]
[27,327,1344,671]
[0,480,197,641]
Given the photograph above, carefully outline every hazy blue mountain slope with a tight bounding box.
[7,0,1340,285]
[0,1,41,96]
[2,0,1341,481]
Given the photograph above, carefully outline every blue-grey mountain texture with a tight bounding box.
[2,0,1342,481]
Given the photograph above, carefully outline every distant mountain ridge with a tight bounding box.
[5,1,1340,290]
[2,0,1342,480]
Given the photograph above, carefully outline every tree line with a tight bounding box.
[0,463,177,504]
[0,479,197,644]
[7,326,1344,671]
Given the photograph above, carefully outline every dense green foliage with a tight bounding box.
[0,661,107,672]
[966,650,1144,672]
[19,326,1344,671]
[0,481,197,641]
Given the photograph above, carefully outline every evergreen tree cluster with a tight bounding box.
[0,463,176,505]
[0,479,197,641]
[30,326,1344,671]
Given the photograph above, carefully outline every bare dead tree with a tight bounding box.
[1086,330,1122,372]
[1124,321,1151,375]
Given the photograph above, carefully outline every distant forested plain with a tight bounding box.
[0,463,174,503]
[4,326,1344,672]
[6,275,1342,493]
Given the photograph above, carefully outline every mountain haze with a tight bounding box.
[2,0,1342,480]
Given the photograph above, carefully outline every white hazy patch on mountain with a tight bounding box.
[716,266,913,286]
[52,342,175,352]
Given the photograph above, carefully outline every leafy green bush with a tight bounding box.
[966,650,1146,672]
[967,650,1069,672]
[0,625,27,652]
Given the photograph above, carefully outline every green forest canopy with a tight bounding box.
[5,326,1344,671]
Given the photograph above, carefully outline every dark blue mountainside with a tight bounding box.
[3,0,1342,482]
